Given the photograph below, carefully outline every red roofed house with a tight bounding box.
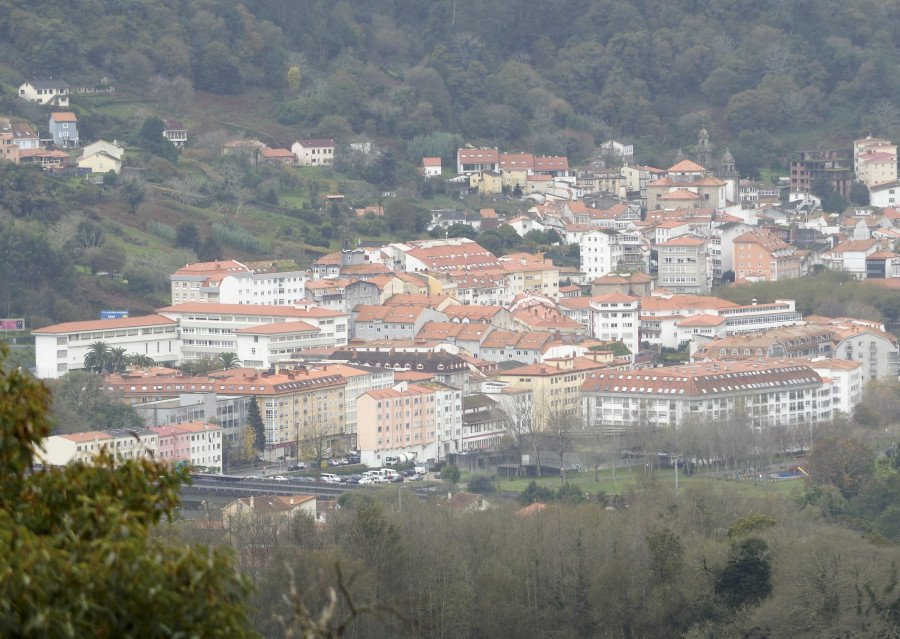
[733,229,800,282]
[49,111,78,147]
[457,148,499,174]
[291,138,335,166]
[422,156,441,178]
[163,119,187,148]
[260,147,295,165]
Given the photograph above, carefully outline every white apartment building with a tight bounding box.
[157,303,348,362]
[33,315,180,379]
[580,229,625,279]
[39,429,159,466]
[236,321,334,368]
[170,260,307,306]
[808,358,863,417]
[581,359,834,431]
[589,293,641,357]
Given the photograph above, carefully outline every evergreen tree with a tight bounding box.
[247,399,265,453]
[0,345,254,636]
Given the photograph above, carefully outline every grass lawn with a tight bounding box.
[467,466,806,498]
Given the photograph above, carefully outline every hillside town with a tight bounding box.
[26,122,900,475]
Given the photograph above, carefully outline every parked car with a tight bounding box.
[408,473,424,481]
[347,455,361,464]
[288,462,307,471]
[319,473,341,484]
[243,475,263,481]
[271,475,288,482]
[358,476,374,485]
[390,474,404,483]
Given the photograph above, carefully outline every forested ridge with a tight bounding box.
[3,0,900,172]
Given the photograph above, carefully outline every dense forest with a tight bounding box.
[2,0,900,173]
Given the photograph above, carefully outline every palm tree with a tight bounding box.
[83,341,110,374]
[217,352,241,369]
[108,347,128,372]
[127,354,156,368]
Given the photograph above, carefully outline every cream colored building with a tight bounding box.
[39,429,159,466]
[495,356,608,431]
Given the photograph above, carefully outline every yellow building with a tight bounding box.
[215,367,347,462]
[470,170,502,194]
[495,356,609,431]
[498,253,560,297]
[77,150,122,174]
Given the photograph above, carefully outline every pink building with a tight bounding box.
[150,421,222,472]
[357,382,438,467]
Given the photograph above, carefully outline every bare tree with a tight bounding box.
[48,212,87,252]
[870,98,899,136]
[165,176,203,205]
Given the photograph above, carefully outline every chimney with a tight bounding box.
[290,497,294,505]
[250,495,254,509]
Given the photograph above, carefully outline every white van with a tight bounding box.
[320,473,340,484]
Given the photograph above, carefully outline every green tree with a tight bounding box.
[715,537,773,609]
[850,181,870,205]
[824,191,848,213]
[83,341,110,374]
[441,464,461,486]
[175,221,201,250]
[108,347,128,372]
[195,41,245,95]
[467,474,495,494]
[287,66,302,93]
[247,399,265,453]
[198,235,223,261]
[445,222,478,239]
[810,177,835,201]
[137,116,179,163]
[217,352,242,369]
[0,345,254,636]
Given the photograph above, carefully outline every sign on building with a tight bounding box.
[101,310,130,319]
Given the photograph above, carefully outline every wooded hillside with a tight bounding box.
[3,0,900,174]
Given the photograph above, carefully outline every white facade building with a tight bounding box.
[158,303,348,362]
[39,429,159,467]
[581,359,833,431]
[33,315,180,379]
[589,294,641,357]
[170,260,308,306]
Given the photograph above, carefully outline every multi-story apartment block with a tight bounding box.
[790,149,854,199]
[589,294,641,357]
[33,315,180,379]
[581,359,834,431]
[157,303,347,362]
[212,367,347,461]
[733,230,800,282]
[39,428,159,466]
[496,356,609,431]
[854,135,897,179]
[357,382,444,467]
[150,421,222,472]
[657,235,710,294]
[170,260,308,306]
